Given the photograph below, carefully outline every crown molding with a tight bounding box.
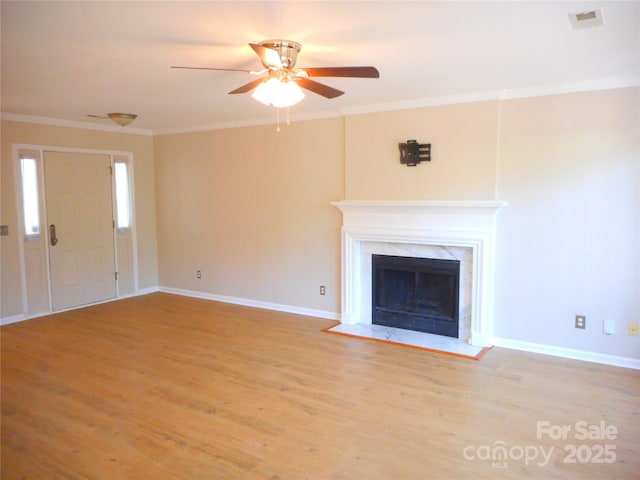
[156,76,639,134]
[0,113,153,136]
[153,109,342,136]
[339,76,639,116]
[3,76,637,136]
[338,90,503,116]
[498,76,640,100]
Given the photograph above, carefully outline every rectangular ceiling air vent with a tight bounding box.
[569,8,604,29]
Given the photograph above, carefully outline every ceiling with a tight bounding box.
[2,1,638,134]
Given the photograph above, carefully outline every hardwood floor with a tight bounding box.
[2,292,638,479]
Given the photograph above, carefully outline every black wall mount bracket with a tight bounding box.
[399,140,431,166]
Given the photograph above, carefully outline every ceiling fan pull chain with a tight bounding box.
[276,108,281,132]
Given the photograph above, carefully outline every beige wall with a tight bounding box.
[494,88,639,359]
[153,88,639,360]
[0,120,158,318]
[2,86,638,361]
[340,88,638,359]
[154,118,344,313]
[345,101,499,200]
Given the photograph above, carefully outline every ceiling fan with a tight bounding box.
[171,40,379,107]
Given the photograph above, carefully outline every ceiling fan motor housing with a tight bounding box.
[259,39,301,69]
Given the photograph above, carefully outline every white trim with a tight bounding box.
[3,287,636,370]
[40,149,54,312]
[332,200,507,215]
[119,286,160,298]
[159,286,340,321]
[5,77,636,136]
[111,153,139,294]
[339,91,503,116]
[1,314,28,326]
[1,113,153,136]
[339,76,639,116]
[498,76,638,100]
[10,143,141,317]
[13,143,134,157]
[12,145,32,316]
[0,287,161,325]
[153,109,342,136]
[124,156,141,293]
[492,337,640,371]
[110,156,120,297]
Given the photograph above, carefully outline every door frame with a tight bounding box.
[12,144,139,316]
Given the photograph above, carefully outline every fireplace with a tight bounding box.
[331,200,506,347]
[372,254,460,337]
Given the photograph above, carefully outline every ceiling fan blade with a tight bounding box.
[171,66,255,73]
[249,43,282,69]
[228,77,266,94]
[296,77,344,99]
[302,66,380,78]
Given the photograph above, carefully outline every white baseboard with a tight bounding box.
[1,314,28,326]
[491,337,640,370]
[0,286,162,326]
[120,286,160,298]
[154,290,638,370]
[5,289,636,370]
[159,286,340,321]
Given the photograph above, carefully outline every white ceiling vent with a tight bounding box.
[569,8,604,29]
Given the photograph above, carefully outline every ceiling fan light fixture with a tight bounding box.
[251,78,276,106]
[108,113,138,127]
[251,78,304,108]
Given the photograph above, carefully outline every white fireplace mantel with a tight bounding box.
[331,200,507,347]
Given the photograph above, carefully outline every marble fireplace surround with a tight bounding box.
[331,201,506,347]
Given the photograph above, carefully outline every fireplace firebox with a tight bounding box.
[372,254,460,338]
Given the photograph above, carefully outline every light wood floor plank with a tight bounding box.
[2,292,638,479]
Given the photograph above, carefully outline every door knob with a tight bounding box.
[50,224,58,246]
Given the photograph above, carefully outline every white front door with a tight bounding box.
[44,151,117,311]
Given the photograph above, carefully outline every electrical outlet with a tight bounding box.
[319,285,326,296]
[629,323,639,336]
[575,315,586,329]
[603,319,616,335]
[196,270,202,279]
